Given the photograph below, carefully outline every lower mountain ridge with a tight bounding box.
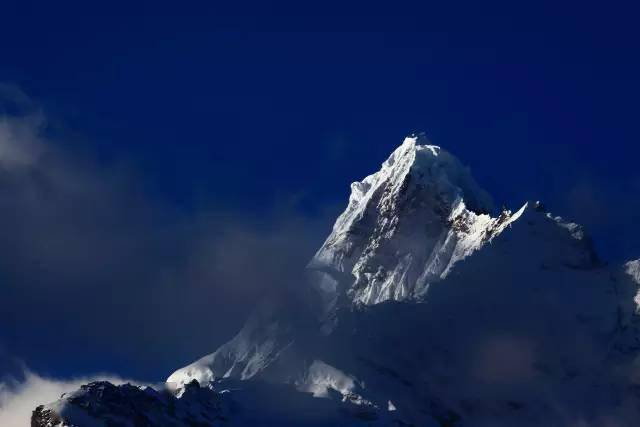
[34,135,640,426]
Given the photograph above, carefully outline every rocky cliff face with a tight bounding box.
[32,380,224,427]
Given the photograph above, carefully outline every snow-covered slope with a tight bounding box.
[309,133,524,309]
[34,134,640,426]
[166,299,314,387]
[313,204,624,425]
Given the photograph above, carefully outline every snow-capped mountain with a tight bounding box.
[35,135,640,426]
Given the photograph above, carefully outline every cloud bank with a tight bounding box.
[0,86,333,381]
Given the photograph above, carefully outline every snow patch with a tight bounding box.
[298,360,356,399]
[625,259,640,312]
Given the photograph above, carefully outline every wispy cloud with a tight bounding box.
[0,86,333,380]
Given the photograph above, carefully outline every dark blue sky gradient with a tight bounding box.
[2,4,639,221]
[0,2,639,380]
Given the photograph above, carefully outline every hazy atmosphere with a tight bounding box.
[2,3,640,426]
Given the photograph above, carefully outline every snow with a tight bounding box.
[309,133,520,307]
[626,259,640,284]
[298,360,356,398]
[625,259,640,312]
[167,301,300,387]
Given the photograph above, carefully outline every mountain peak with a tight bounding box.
[384,133,493,209]
[405,130,435,145]
[309,135,503,308]
[333,134,493,235]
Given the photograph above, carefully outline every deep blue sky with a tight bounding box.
[1,3,639,381]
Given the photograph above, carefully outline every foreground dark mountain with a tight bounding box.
[32,380,391,426]
[35,135,640,426]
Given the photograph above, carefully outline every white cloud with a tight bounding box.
[0,368,138,427]
[0,85,331,397]
[0,113,44,168]
[0,85,44,169]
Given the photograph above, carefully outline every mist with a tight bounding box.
[0,87,334,382]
